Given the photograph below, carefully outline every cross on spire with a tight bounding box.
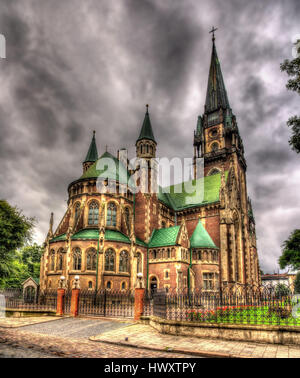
[209,26,218,42]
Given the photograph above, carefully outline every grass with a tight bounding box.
[186,304,300,326]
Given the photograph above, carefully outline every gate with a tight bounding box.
[78,289,134,318]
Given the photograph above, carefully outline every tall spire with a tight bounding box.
[84,130,98,163]
[136,104,156,144]
[205,29,230,114]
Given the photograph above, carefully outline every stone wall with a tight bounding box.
[142,316,300,346]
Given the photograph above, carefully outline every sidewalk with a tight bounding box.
[90,322,300,358]
[0,316,60,328]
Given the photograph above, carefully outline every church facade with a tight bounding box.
[39,36,260,292]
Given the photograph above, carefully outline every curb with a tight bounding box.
[89,337,244,358]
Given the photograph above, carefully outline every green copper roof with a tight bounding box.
[84,131,98,163]
[50,229,148,247]
[190,220,218,249]
[158,172,228,211]
[136,108,156,143]
[148,225,181,248]
[80,151,135,187]
[50,233,66,242]
[205,40,230,113]
[71,228,131,243]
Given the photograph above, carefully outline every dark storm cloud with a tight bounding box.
[0,0,299,274]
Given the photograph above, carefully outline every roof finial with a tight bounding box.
[146,104,149,114]
[93,130,96,137]
[105,144,108,152]
[209,26,218,43]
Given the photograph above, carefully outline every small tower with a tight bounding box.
[83,130,98,173]
[134,105,159,242]
[136,105,157,159]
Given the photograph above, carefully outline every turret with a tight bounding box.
[83,130,98,173]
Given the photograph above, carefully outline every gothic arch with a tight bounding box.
[207,167,221,176]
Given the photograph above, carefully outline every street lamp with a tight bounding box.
[136,272,144,288]
[73,275,80,289]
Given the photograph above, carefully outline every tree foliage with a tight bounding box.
[279,229,300,271]
[294,272,300,294]
[0,200,41,288]
[280,40,300,153]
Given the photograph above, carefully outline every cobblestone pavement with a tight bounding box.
[0,327,199,358]
[0,343,59,358]
[91,323,300,358]
[0,316,59,328]
[20,317,133,338]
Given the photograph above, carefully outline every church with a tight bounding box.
[39,34,261,292]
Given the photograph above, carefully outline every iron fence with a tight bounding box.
[152,285,300,327]
[0,288,57,312]
[78,289,135,318]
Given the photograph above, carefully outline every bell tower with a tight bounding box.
[193,28,246,178]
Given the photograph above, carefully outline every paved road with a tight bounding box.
[0,318,200,358]
[21,317,131,339]
[0,344,59,358]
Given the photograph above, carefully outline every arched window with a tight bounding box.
[136,252,142,273]
[106,281,112,289]
[208,168,221,176]
[50,250,55,271]
[146,144,149,153]
[119,250,129,273]
[105,248,115,271]
[73,247,82,270]
[49,280,52,288]
[161,221,166,228]
[86,248,97,271]
[88,201,99,225]
[88,281,93,289]
[74,202,80,223]
[167,248,171,259]
[107,202,117,227]
[211,142,219,152]
[57,249,64,270]
[125,207,130,229]
[121,282,126,290]
[150,145,153,155]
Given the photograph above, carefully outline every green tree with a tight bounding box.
[275,283,291,298]
[20,244,43,277]
[0,200,35,287]
[280,39,300,153]
[294,272,300,294]
[279,229,300,271]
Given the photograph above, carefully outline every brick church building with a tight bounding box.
[39,35,261,292]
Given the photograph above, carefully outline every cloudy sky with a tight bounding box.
[0,0,299,274]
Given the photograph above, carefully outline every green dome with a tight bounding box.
[80,151,135,188]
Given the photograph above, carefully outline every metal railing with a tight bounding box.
[0,288,57,312]
[78,289,135,318]
[152,285,300,327]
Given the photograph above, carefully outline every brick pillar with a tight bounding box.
[134,288,145,321]
[56,288,65,316]
[70,289,80,317]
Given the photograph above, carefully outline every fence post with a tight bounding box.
[56,288,65,316]
[70,289,80,317]
[134,288,145,321]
